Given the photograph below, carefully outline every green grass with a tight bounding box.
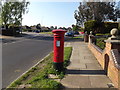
[64,47,72,67]
[40,32,53,35]
[72,35,83,39]
[8,47,72,89]
[96,33,110,36]
[96,38,106,50]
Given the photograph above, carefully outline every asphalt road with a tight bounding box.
[2,33,53,88]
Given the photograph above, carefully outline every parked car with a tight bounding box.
[65,31,74,36]
[35,30,40,33]
[74,31,79,35]
[79,32,84,34]
[33,30,40,33]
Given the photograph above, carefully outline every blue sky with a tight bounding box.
[22,2,80,27]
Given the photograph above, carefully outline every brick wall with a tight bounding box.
[88,43,104,68]
[107,53,119,88]
[119,70,120,89]
[88,37,120,89]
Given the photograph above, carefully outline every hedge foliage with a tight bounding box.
[84,20,118,34]
[84,20,97,33]
[72,25,82,31]
[104,22,118,33]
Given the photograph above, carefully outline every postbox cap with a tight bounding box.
[52,29,67,33]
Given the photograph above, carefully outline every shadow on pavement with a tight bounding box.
[1,39,17,43]
[24,35,54,41]
[1,34,53,43]
[66,69,106,75]
[20,34,83,42]
[1,33,84,44]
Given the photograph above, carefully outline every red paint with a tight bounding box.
[52,29,67,63]
[79,32,84,34]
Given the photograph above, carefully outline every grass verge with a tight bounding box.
[8,47,72,89]
[96,33,110,36]
[40,32,53,35]
[72,35,83,39]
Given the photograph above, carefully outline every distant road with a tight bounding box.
[2,33,53,88]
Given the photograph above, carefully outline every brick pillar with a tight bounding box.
[119,71,120,90]
[89,31,96,44]
[84,31,89,42]
[105,28,120,52]
[104,28,120,89]
[105,40,120,52]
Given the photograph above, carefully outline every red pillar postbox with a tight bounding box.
[52,29,67,71]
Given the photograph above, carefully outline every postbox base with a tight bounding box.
[53,62,63,71]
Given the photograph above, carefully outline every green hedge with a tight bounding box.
[84,20,97,34]
[104,22,118,33]
[118,22,120,35]
[72,25,80,31]
[84,20,118,34]
[96,38,106,50]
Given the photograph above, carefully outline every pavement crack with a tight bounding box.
[85,64,87,69]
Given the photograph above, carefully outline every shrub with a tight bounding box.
[79,27,84,32]
[84,20,97,34]
[84,20,118,34]
[96,38,106,50]
[103,22,118,33]
[2,28,20,36]
[72,25,80,31]
[1,24,21,36]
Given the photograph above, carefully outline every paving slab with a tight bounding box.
[89,76,112,88]
[61,75,92,88]
[61,41,113,89]
[85,63,102,70]
[67,63,86,69]
[80,59,98,64]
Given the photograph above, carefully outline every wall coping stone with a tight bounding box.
[108,28,120,40]
[91,43,103,54]
[111,49,120,70]
[104,40,120,44]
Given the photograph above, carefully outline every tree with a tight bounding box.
[75,2,120,25]
[55,26,57,29]
[1,0,30,28]
[73,25,79,31]
[72,24,81,31]
[36,23,41,31]
[50,26,54,30]
[0,1,2,25]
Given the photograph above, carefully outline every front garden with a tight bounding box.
[96,37,106,50]
[84,20,119,50]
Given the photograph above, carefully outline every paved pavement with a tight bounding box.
[62,41,115,89]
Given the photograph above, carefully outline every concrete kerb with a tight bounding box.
[6,41,72,88]
[7,51,53,88]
